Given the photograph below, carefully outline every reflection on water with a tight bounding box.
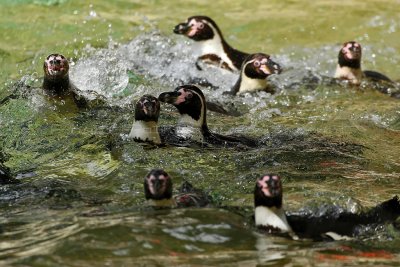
[0,0,400,266]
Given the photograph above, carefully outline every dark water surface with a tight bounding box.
[1,0,400,266]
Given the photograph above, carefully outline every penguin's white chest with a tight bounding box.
[176,114,204,143]
[255,206,292,233]
[334,65,363,85]
[238,76,268,93]
[193,37,236,71]
[129,121,161,144]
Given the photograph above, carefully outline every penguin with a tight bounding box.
[254,173,400,240]
[128,95,162,145]
[43,53,99,108]
[334,41,392,85]
[287,195,400,240]
[144,169,211,207]
[158,84,257,148]
[230,53,282,95]
[43,54,72,95]
[254,174,294,235]
[173,15,249,72]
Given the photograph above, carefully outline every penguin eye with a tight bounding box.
[253,61,261,67]
[198,22,204,29]
[186,92,193,99]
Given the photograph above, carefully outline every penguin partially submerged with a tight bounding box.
[158,85,257,148]
[230,53,282,95]
[43,53,105,108]
[144,169,211,207]
[334,41,392,85]
[173,15,249,72]
[128,95,162,145]
[254,173,400,240]
[42,54,72,95]
[254,174,295,236]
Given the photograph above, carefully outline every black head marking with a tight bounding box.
[158,85,207,129]
[135,95,160,122]
[144,169,173,200]
[338,41,362,69]
[243,53,282,79]
[254,174,283,209]
[174,16,222,41]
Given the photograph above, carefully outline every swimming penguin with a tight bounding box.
[254,174,294,235]
[334,41,392,85]
[158,85,257,148]
[173,16,249,72]
[230,53,282,95]
[254,174,400,240]
[128,95,162,145]
[43,53,99,108]
[144,169,211,207]
[43,54,72,95]
[287,195,400,240]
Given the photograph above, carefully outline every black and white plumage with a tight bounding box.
[144,169,211,207]
[254,174,294,234]
[334,41,392,85]
[230,53,282,95]
[158,85,257,148]
[129,95,162,145]
[173,16,249,72]
[254,174,400,240]
[42,53,91,108]
[288,195,400,240]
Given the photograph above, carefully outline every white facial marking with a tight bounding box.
[147,174,168,195]
[187,19,203,37]
[175,89,192,105]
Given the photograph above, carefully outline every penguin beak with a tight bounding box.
[158,91,179,104]
[262,59,282,75]
[153,178,162,193]
[173,22,191,35]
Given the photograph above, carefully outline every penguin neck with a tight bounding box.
[43,74,70,95]
[334,64,364,85]
[176,114,207,143]
[193,26,238,71]
[255,206,292,233]
[129,120,161,144]
[147,198,176,207]
[237,71,268,93]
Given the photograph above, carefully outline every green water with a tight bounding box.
[1,0,400,266]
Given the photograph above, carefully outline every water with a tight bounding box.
[1,0,400,266]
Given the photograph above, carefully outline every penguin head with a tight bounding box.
[43,54,69,78]
[173,16,221,41]
[338,41,362,68]
[254,174,283,208]
[158,85,206,124]
[144,169,173,200]
[243,53,282,79]
[135,95,160,122]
